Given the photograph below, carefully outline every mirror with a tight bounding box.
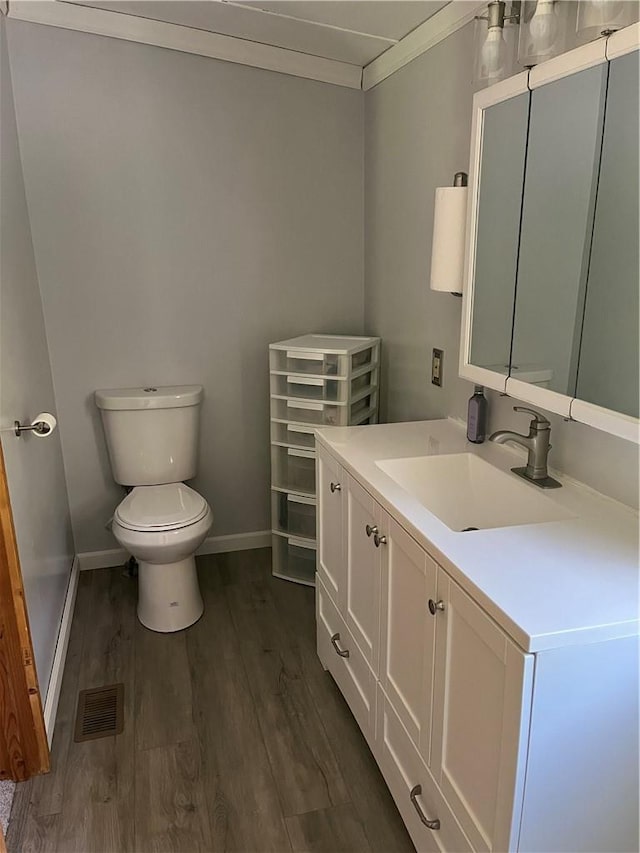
[461,35,639,438]
[470,92,529,377]
[574,53,639,419]
[511,64,607,397]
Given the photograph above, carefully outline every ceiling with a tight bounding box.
[65,0,451,67]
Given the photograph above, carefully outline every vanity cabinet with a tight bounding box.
[315,437,638,852]
[316,444,531,851]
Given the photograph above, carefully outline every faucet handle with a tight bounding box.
[513,406,550,428]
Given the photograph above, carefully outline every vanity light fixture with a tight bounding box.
[576,0,636,42]
[517,0,573,67]
[474,1,520,87]
[430,172,468,297]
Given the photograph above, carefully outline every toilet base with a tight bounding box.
[137,556,204,632]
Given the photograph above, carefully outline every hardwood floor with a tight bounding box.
[7,550,413,853]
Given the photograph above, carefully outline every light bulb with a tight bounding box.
[480,26,507,80]
[529,0,559,53]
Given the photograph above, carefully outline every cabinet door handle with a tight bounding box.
[374,533,387,547]
[365,524,378,538]
[409,785,440,831]
[428,599,445,615]
[330,633,350,658]
[330,482,341,493]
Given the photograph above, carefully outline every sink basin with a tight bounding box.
[376,453,575,532]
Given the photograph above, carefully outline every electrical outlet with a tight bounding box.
[432,348,443,386]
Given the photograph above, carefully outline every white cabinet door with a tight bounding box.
[317,445,346,609]
[379,513,437,766]
[345,474,381,672]
[431,573,534,853]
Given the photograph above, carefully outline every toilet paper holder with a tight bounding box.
[14,418,52,437]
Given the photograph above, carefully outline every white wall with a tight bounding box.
[364,22,639,509]
[7,20,364,554]
[0,17,74,696]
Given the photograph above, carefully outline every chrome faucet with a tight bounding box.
[489,406,561,489]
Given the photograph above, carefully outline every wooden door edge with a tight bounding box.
[0,440,49,781]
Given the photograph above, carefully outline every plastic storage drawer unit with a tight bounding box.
[269,334,381,586]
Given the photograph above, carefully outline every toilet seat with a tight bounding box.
[115,483,208,532]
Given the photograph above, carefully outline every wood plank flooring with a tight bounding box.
[7,549,414,853]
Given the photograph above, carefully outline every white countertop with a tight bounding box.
[316,419,639,653]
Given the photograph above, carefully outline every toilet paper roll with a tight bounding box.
[31,412,57,437]
[430,186,468,293]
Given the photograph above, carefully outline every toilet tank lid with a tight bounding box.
[95,385,203,411]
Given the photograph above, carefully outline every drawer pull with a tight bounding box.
[428,599,445,615]
[374,532,387,547]
[330,633,350,658]
[365,524,378,538]
[330,482,341,493]
[409,785,441,831]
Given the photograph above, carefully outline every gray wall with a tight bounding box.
[364,21,639,509]
[7,20,364,554]
[0,18,74,695]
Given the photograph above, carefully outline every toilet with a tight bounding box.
[95,385,212,632]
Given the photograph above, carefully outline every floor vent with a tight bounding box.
[74,683,124,742]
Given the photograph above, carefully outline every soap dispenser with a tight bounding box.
[467,386,488,443]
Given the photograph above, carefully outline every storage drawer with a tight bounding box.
[271,420,316,449]
[316,575,376,747]
[271,446,316,495]
[376,686,472,853]
[272,533,316,586]
[270,344,379,378]
[272,491,316,540]
[271,397,348,427]
[270,371,379,403]
[271,396,376,427]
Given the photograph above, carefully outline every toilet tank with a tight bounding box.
[95,385,204,486]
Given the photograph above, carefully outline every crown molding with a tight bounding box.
[362,0,486,91]
[6,0,363,89]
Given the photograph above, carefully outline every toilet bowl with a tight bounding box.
[111,482,212,632]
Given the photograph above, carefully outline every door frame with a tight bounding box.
[0,439,49,781]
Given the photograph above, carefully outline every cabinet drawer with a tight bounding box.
[272,491,316,540]
[376,686,472,853]
[316,575,376,746]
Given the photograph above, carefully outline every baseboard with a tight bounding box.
[78,547,127,571]
[43,556,80,745]
[197,530,271,555]
[77,530,272,571]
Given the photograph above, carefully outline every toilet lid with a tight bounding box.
[115,483,209,532]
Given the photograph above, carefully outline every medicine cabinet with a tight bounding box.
[460,24,639,443]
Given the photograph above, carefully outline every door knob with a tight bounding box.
[374,533,387,547]
[365,524,378,537]
[330,482,341,493]
[428,599,445,615]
